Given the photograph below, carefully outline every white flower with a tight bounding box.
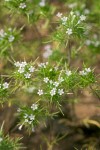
[0,84,1,88]
[50,88,56,96]
[24,73,31,78]
[58,89,64,95]
[61,16,68,25]
[56,12,62,18]
[3,82,9,89]
[20,61,27,67]
[18,124,23,130]
[29,66,35,72]
[19,3,26,9]
[79,70,87,76]
[31,104,38,111]
[18,67,24,73]
[39,0,45,7]
[8,35,15,42]
[80,15,86,21]
[85,68,91,73]
[44,77,49,83]
[37,89,43,95]
[14,61,20,67]
[29,114,35,121]
[38,63,46,68]
[66,28,73,35]
[53,82,59,87]
[66,70,72,76]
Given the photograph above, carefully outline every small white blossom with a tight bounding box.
[31,103,38,111]
[38,63,46,68]
[20,61,27,67]
[44,77,49,83]
[58,89,64,95]
[18,67,24,73]
[37,89,43,95]
[39,0,45,7]
[29,66,35,72]
[14,61,20,67]
[80,15,86,21]
[66,70,72,76]
[19,3,26,9]
[56,12,62,18]
[61,16,68,25]
[3,82,9,89]
[66,28,73,35]
[24,73,31,78]
[50,88,56,96]
[85,68,91,73]
[18,124,23,130]
[79,70,87,76]
[8,35,15,42]
[53,82,59,87]
[29,114,35,121]
[0,84,1,88]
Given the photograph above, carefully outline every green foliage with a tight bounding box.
[0,126,23,150]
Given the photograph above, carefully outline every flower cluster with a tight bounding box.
[14,61,35,81]
[38,62,48,68]
[56,11,86,37]
[0,82,9,101]
[37,74,64,99]
[0,28,20,56]
[0,82,9,90]
[18,103,44,131]
[4,0,50,23]
[79,68,91,76]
